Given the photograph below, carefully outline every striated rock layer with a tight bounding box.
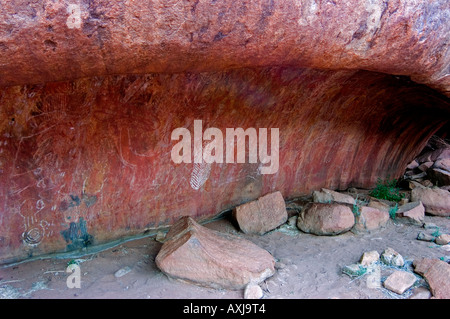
[0,0,449,264]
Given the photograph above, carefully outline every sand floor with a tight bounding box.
[1,207,449,300]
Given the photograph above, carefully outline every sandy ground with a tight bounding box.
[1,206,449,300]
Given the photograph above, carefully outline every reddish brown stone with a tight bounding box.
[383,271,417,295]
[312,188,356,205]
[414,258,450,299]
[0,0,448,96]
[155,216,275,290]
[413,258,439,276]
[233,191,288,235]
[352,206,390,233]
[396,201,425,225]
[297,203,355,236]
[411,187,450,216]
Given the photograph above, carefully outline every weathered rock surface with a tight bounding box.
[383,271,417,295]
[433,158,450,172]
[413,258,450,299]
[413,258,440,276]
[297,203,355,236]
[380,247,404,267]
[411,187,450,216]
[359,250,380,267]
[396,201,425,225]
[417,232,436,242]
[342,264,367,278]
[352,206,390,233]
[155,216,275,290]
[367,200,390,212]
[417,148,450,164]
[0,0,449,95]
[233,191,288,235]
[312,188,355,205]
[435,234,450,245]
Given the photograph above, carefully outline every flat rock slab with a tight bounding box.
[155,216,275,290]
[413,258,450,299]
[233,191,288,235]
[297,203,355,236]
[383,271,417,295]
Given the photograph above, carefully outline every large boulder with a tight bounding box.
[297,203,355,236]
[411,187,450,216]
[233,191,288,235]
[155,216,275,290]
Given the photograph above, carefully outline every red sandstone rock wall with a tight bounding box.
[0,1,449,264]
[0,0,449,95]
[1,68,448,264]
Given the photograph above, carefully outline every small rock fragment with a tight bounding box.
[417,232,435,242]
[342,264,367,277]
[406,160,419,170]
[114,266,132,278]
[359,250,380,266]
[155,231,166,243]
[244,283,263,299]
[423,222,439,230]
[287,215,297,227]
[435,234,450,245]
[380,247,404,267]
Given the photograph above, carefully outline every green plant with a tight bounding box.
[369,178,405,202]
[432,229,442,237]
[67,259,79,267]
[389,204,398,220]
[352,204,360,217]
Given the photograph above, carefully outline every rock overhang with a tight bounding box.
[0,0,449,265]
